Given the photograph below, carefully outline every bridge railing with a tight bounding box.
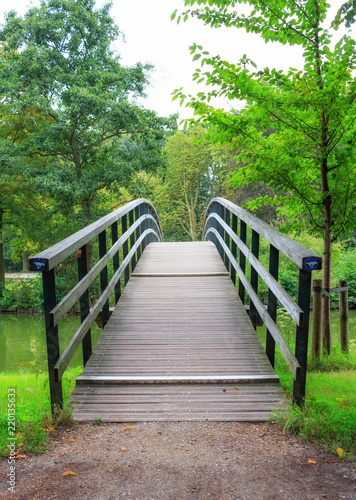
[203,197,322,405]
[30,199,162,412]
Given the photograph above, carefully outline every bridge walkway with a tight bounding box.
[70,242,288,421]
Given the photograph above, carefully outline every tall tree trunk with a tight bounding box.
[321,158,332,354]
[0,207,5,292]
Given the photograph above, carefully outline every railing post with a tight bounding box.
[266,244,279,367]
[42,269,63,412]
[129,209,136,272]
[98,230,110,327]
[339,279,349,352]
[231,214,238,286]
[111,221,121,304]
[135,205,141,261]
[238,220,247,304]
[311,278,322,359]
[293,268,312,406]
[249,229,260,330]
[78,244,92,365]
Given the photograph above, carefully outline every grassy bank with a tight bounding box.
[274,348,356,460]
[0,367,81,456]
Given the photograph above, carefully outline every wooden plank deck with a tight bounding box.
[70,242,288,421]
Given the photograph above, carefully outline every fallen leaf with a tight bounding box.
[123,425,136,431]
[337,447,344,457]
[15,454,26,459]
[222,389,226,392]
[68,438,75,442]
[62,471,77,476]
[48,426,55,432]
[234,386,240,391]
[120,447,127,452]
[308,459,316,464]
[336,398,344,403]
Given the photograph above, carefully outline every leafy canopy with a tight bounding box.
[172,0,356,241]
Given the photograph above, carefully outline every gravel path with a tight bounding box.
[1,421,355,499]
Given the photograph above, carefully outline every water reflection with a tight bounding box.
[0,314,102,373]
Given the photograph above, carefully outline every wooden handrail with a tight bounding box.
[204,197,322,271]
[30,199,162,412]
[29,198,162,272]
[203,198,322,406]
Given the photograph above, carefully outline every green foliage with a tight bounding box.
[0,0,176,278]
[155,125,232,241]
[0,368,80,456]
[275,369,356,458]
[334,249,356,308]
[0,275,66,312]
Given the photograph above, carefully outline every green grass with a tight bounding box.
[274,348,356,460]
[0,367,82,456]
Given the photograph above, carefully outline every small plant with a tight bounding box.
[93,417,102,425]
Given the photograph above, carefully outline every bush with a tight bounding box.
[0,274,67,312]
[334,249,356,308]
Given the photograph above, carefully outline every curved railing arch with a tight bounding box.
[30,198,162,411]
[203,197,322,406]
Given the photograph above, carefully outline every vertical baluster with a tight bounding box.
[224,208,230,273]
[293,268,312,406]
[111,221,121,304]
[78,244,92,365]
[129,209,136,271]
[249,229,260,330]
[217,203,224,260]
[135,205,141,261]
[43,269,63,412]
[122,213,130,286]
[98,230,110,327]
[266,244,279,367]
[231,214,238,286]
[238,220,247,304]
[141,204,148,252]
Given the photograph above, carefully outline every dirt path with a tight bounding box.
[1,421,355,499]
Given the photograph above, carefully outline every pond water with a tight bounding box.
[1,310,355,373]
[0,313,102,373]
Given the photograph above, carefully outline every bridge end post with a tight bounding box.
[293,268,312,406]
[42,269,63,413]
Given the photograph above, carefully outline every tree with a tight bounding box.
[173,0,356,353]
[156,126,230,241]
[0,0,175,229]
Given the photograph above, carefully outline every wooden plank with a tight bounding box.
[76,375,280,384]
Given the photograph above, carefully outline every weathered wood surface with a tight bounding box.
[71,242,288,421]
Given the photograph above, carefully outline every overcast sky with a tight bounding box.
[1,0,351,121]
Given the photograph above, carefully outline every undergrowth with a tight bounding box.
[0,367,82,456]
[274,347,356,460]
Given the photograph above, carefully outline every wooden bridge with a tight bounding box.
[30,198,322,422]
